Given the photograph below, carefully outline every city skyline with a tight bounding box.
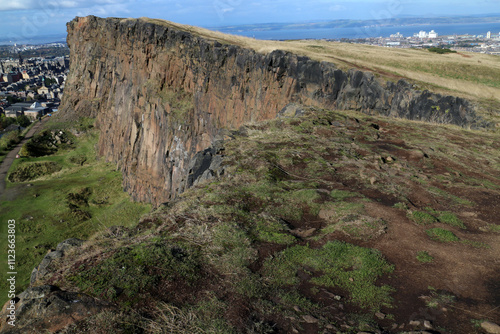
[0,0,498,42]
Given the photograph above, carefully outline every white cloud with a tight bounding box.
[76,2,130,17]
[0,0,124,11]
[0,0,36,11]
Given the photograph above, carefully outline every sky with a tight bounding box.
[0,0,497,42]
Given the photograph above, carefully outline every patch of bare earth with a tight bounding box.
[310,114,500,333]
[248,111,500,333]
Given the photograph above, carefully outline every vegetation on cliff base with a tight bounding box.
[0,118,151,301]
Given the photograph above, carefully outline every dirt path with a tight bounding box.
[0,118,50,197]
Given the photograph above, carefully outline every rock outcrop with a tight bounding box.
[30,238,84,285]
[60,16,486,205]
[0,285,112,334]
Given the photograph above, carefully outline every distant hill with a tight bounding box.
[213,15,500,32]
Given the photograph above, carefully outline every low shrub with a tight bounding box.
[8,161,62,182]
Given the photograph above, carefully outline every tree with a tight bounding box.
[16,114,31,127]
[0,115,15,131]
[6,96,22,104]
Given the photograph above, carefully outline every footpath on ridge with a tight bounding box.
[0,117,50,197]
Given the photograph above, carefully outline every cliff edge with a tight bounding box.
[59,16,486,205]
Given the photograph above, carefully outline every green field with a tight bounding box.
[0,119,151,303]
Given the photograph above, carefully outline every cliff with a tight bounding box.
[60,16,485,205]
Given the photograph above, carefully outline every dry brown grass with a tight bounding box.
[146,303,206,334]
[135,17,500,113]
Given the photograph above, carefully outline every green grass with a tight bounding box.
[69,240,201,301]
[0,127,151,304]
[487,224,500,233]
[254,219,296,245]
[277,290,320,313]
[0,130,22,154]
[416,251,434,263]
[393,202,409,210]
[437,212,466,229]
[426,228,460,242]
[329,189,360,201]
[410,211,438,225]
[210,222,256,274]
[263,241,394,311]
[428,187,474,206]
[410,209,466,229]
[461,240,490,249]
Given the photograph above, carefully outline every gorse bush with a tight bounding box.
[428,47,457,54]
[8,161,62,182]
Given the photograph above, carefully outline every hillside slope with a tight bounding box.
[2,109,499,334]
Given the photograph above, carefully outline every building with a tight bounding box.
[24,102,49,119]
[38,86,50,95]
[487,31,492,39]
[2,72,22,84]
[4,101,50,119]
[390,32,403,38]
[418,31,427,38]
[428,30,438,39]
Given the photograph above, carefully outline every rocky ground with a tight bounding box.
[1,108,498,334]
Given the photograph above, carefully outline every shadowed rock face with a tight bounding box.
[60,15,485,205]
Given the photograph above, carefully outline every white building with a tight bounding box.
[390,32,404,38]
[487,31,491,39]
[428,30,438,39]
[418,31,428,38]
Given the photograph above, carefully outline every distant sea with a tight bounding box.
[2,22,500,45]
[0,34,67,45]
[221,22,500,40]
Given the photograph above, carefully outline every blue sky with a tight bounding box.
[0,0,497,41]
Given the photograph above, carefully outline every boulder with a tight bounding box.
[30,238,84,284]
[0,285,112,334]
[482,321,500,334]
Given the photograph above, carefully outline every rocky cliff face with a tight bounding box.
[60,16,484,205]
